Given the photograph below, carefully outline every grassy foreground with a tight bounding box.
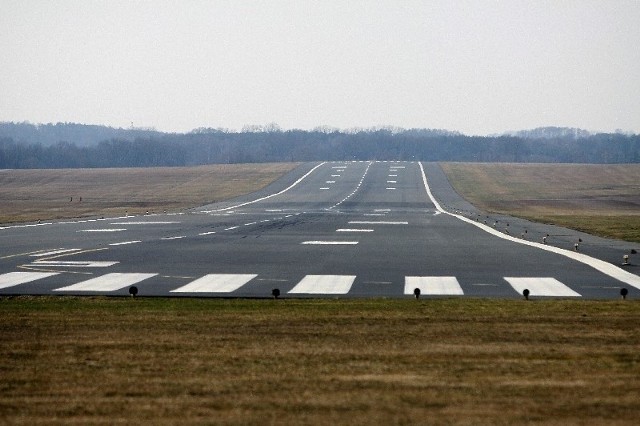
[0,163,299,224]
[440,163,640,242]
[1,297,639,425]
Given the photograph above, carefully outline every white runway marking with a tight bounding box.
[171,274,257,293]
[405,276,464,295]
[161,236,186,240]
[331,174,341,177]
[77,229,126,232]
[198,231,216,236]
[301,241,359,245]
[224,226,239,231]
[30,249,80,257]
[389,166,406,169]
[375,209,391,212]
[418,162,640,290]
[31,260,119,268]
[0,272,59,290]
[386,187,396,190]
[348,221,408,225]
[111,221,179,225]
[54,273,157,292]
[326,180,336,183]
[387,180,397,183]
[336,229,374,232]
[389,174,398,177]
[244,222,257,226]
[320,187,330,190]
[109,240,142,246]
[505,277,581,297]
[288,275,356,294]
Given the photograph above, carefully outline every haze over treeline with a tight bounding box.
[0,122,638,169]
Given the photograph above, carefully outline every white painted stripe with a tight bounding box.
[288,275,356,294]
[331,174,341,177]
[109,240,142,246]
[204,162,327,212]
[348,221,408,225]
[111,221,178,225]
[320,187,330,190]
[54,273,157,292]
[244,222,257,226]
[375,209,391,212]
[387,180,397,183]
[161,236,186,240]
[326,181,336,183]
[0,272,59,290]
[301,241,359,245]
[505,277,581,297]
[363,213,386,216]
[336,229,374,232]
[171,274,257,293]
[389,174,398,177]
[30,249,80,257]
[405,276,464,295]
[389,166,406,169]
[417,162,640,290]
[198,231,216,236]
[332,166,346,169]
[32,260,118,268]
[265,209,283,212]
[386,187,396,190]
[224,226,239,231]
[77,229,126,232]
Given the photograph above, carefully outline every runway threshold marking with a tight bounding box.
[405,276,464,295]
[505,277,581,297]
[54,273,157,292]
[171,274,258,293]
[288,275,356,294]
[0,272,59,290]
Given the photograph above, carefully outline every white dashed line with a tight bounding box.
[109,240,142,246]
[301,241,359,245]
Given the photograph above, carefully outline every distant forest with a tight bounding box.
[0,122,638,168]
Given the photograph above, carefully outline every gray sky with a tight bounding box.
[1,0,639,135]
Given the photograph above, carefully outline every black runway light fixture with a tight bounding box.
[272,288,281,299]
[523,288,530,301]
[413,288,421,299]
[129,286,138,297]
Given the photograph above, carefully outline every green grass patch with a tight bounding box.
[1,296,639,424]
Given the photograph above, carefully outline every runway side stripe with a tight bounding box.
[405,276,464,295]
[0,272,59,290]
[505,277,581,297]
[54,273,157,292]
[418,162,640,290]
[171,274,257,293]
[288,275,356,294]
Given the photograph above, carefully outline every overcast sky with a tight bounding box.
[1,1,639,135]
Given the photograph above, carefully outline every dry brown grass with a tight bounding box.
[440,163,640,242]
[1,297,639,425]
[0,163,299,224]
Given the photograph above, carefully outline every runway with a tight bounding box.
[1,161,639,299]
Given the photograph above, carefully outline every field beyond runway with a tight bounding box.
[441,163,640,242]
[1,297,639,425]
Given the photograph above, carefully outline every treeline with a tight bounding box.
[0,124,638,168]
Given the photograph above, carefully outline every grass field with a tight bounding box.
[0,163,299,224]
[1,297,639,425]
[440,163,640,242]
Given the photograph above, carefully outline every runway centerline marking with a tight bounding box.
[336,229,374,232]
[301,241,359,245]
[348,221,408,225]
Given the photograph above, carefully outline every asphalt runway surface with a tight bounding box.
[1,161,639,299]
